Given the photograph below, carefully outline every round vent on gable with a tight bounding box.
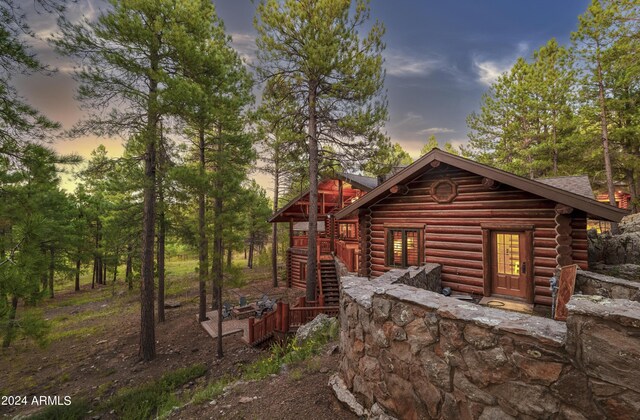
[430,179,458,203]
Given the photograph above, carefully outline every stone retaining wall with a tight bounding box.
[338,275,640,419]
[575,270,640,302]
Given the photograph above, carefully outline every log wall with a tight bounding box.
[366,165,589,306]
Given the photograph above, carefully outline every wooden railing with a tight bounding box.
[248,308,278,345]
[292,236,309,248]
[247,299,339,346]
[289,305,339,329]
[335,240,358,272]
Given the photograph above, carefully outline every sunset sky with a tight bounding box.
[18,0,591,190]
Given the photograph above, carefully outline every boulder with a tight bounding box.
[620,213,640,234]
[295,313,337,342]
[602,232,640,265]
[329,374,367,417]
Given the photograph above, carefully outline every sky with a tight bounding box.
[16,0,592,190]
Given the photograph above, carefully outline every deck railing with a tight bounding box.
[247,299,339,346]
[336,240,358,272]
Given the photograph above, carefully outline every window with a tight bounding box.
[339,223,357,239]
[495,233,520,275]
[386,228,422,268]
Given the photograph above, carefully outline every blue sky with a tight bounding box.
[214,0,591,156]
[17,0,592,186]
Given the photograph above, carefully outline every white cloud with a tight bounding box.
[417,127,455,135]
[472,42,529,87]
[384,50,446,77]
[230,32,257,64]
[395,112,424,126]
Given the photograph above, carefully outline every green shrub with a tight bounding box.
[243,318,338,381]
[29,399,90,420]
[101,364,206,420]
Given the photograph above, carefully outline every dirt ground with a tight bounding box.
[0,263,355,419]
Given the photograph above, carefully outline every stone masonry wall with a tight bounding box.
[338,276,640,419]
[575,270,640,302]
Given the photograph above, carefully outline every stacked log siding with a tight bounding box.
[364,165,588,306]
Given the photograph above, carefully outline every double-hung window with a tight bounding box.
[386,228,422,268]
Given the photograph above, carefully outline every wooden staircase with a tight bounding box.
[318,259,340,306]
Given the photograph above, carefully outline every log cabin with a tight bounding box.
[335,149,628,306]
[269,173,377,304]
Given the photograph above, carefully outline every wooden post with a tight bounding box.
[282,302,290,333]
[297,296,306,307]
[289,220,294,248]
[338,179,343,208]
[319,295,325,307]
[329,215,335,253]
[248,317,255,344]
[276,301,282,332]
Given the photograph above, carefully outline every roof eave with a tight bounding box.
[335,149,629,223]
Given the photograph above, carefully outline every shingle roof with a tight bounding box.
[293,221,325,232]
[339,172,378,190]
[536,175,594,199]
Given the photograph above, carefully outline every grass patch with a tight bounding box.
[100,363,207,420]
[191,376,231,405]
[289,367,304,381]
[28,399,91,420]
[52,289,112,308]
[243,318,338,381]
[48,325,103,342]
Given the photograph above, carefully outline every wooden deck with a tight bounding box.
[197,311,249,343]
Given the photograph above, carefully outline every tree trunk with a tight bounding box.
[126,243,133,290]
[75,258,81,292]
[96,220,102,285]
[2,296,18,348]
[213,126,224,358]
[248,237,254,269]
[552,110,558,176]
[595,46,619,234]
[103,263,107,286]
[139,39,159,362]
[306,82,319,301]
[91,258,96,289]
[226,247,232,268]
[213,193,224,357]
[198,126,208,322]
[48,247,55,298]
[157,186,166,323]
[627,169,638,213]
[271,161,279,287]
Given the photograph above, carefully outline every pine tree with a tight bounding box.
[55,0,229,361]
[363,142,412,177]
[572,0,622,208]
[420,135,439,156]
[255,0,388,301]
[168,4,251,323]
[0,0,62,161]
[0,145,75,347]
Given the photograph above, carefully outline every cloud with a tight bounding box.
[417,127,455,135]
[384,50,446,77]
[395,112,424,126]
[230,32,257,64]
[472,42,529,86]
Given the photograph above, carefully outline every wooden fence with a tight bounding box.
[247,297,338,346]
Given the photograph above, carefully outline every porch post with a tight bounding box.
[289,219,294,248]
[329,215,335,253]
